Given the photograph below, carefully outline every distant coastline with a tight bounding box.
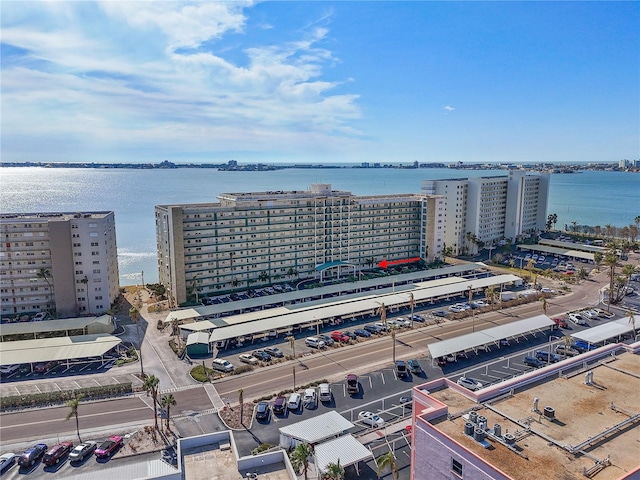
[1,159,638,173]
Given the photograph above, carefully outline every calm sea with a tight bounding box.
[1,167,637,285]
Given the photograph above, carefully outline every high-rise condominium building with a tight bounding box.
[0,212,120,319]
[156,184,445,305]
[421,171,550,255]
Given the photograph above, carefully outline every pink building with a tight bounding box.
[410,343,640,480]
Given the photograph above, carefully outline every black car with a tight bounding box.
[342,330,357,340]
[318,335,335,346]
[18,444,47,468]
[255,401,270,420]
[252,350,272,362]
[432,310,448,318]
[272,395,287,414]
[407,359,423,375]
[364,324,383,334]
[353,329,371,338]
[535,350,562,363]
[395,360,409,378]
[263,347,284,358]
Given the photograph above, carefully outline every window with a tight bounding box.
[451,458,463,477]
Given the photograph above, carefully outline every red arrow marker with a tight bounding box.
[378,257,421,269]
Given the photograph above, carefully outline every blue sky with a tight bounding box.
[1,1,638,164]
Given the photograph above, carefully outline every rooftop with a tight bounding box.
[417,347,640,480]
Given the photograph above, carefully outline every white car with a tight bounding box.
[0,453,16,472]
[287,392,302,411]
[238,354,259,365]
[303,388,317,408]
[374,322,390,331]
[540,287,554,293]
[582,310,599,319]
[449,305,465,313]
[569,313,587,325]
[358,411,385,428]
[456,377,483,391]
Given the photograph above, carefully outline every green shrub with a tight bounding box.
[191,365,214,382]
[230,365,254,375]
[251,443,275,455]
[1,383,132,411]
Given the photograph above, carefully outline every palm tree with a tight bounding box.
[286,335,296,359]
[627,310,637,341]
[593,252,603,272]
[143,374,160,431]
[540,296,548,316]
[37,268,53,315]
[602,252,620,312]
[238,388,245,425]
[526,258,535,282]
[377,451,398,480]
[561,335,573,359]
[65,395,83,441]
[376,302,387,329]
[290,442,313,480]
[161,394,176,430]
[390,325,397,363]
[408,293,415,329]
[324,460,345,480]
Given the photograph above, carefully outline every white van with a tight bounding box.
[318,383,332,402]
[305,337,326,349]
[211,358,234,372]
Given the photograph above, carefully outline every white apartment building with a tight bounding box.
[156,184,445,305]
[422,171,550,255]
[0,212,120,319]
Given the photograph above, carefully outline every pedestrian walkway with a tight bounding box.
[203,382,226,411]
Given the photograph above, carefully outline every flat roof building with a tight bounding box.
[156,184,445,305]
[0,212,120,319]
[410,344,640,480]
[422,172,550,255]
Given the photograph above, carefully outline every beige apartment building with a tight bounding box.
[422,171,550,255]
[156,184,445,305]
[0,212,120,319]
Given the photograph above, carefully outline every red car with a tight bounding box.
[94,436,122,458]
[330,331,350,343]
[43,442,73,466]
[552,317,569,328]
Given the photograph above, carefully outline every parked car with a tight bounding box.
[263,347,284,358]
[346,373,359,394]
[341,330,357,340]
[94,436,122,458]
[592,308,615,319]
[523,356,545,368]
[395,360,409,378]
[436,357,448,366]
[399,394,412,408]
[330,331,350,343]
[555,344,581,357]
[358,411,385,428]
[238,354,259,365]
[407,359,423,375]
[535,350,562,363]
[449,305,466,313]
[410,314,425,323]
[552,317,569,328]
[582,310,599,320]
[569,313,587,325]
[318,383,332,402]
[353,328,372,338]
[255,402,270,421]
[18,444,47,468]
[211,358,234,372]
[287,393,302,411]
[374,322,390,331]
[43,442,73,466]
[272,396,287,415]
[0,364,20,376]
[573,340,597,353]
[432,310,448,318]
[303,388,317,408]
[456,377,483,391]
[34,361,57,373]
[318,334,335,346]
[68,441,97,463]
[304,337,326,349]
[0,453,16,472]
[252,350,272,362]
[363,324,383,334]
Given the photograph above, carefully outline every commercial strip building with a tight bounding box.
[155,183,446,305]
[0,212,120,319]
[421,171,550,255]
[410,343,640,480]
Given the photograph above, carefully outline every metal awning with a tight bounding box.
[0,334,122,366]
[517,244,594,261]
[428,315,555,360]
[571,317,635,344]
[186,332,210,346]
[0,314,114,337]
[279,411,354,444]
[314,434,373,474]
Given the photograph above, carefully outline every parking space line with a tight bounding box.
[93,378,102,386]
[34,384,42,393]
[484,373,503,380]
[112,377,121,384]
[380,373,385,385]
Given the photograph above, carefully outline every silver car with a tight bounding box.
[456,377,483,391]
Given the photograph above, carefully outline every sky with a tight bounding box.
[1,1,639,165]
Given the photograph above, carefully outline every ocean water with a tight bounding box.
[1,167,637,285]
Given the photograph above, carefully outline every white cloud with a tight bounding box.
[0,1,363,162]
[444,105,455,112]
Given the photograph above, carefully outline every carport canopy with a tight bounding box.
[314,434,373,474]
[279,411,354,444]
[0,334,122,366]
[517,245,594,262]
[427,315,555,362]
[571,317,635,344]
